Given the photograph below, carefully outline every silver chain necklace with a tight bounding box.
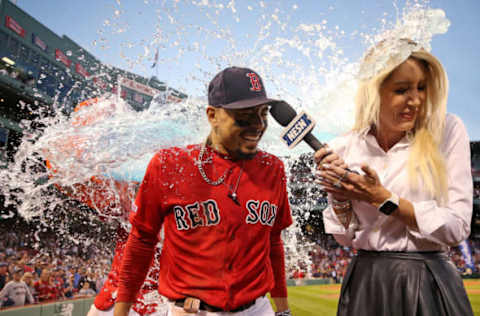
[196,141,244,205]
[196,142,230,186]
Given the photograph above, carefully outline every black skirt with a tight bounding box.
[337,250,473,316]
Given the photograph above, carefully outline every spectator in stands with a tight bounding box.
[66,266,75,280]
[85,270,97,293]
[77,281,96,297]
[95,270,107,294]
[74,267,85,289]
[34,269,57,302]
[0,262,9,291]
[0,266,34,308]
[63,274,76,298]
[23,262,34,274]
[315,39,473,315]
[33,262,42,278]
[52,268,65,294]
[22,272,36,303]
[49,273,62,300]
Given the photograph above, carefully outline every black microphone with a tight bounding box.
[270,101,358,174]
[269,101,325,151]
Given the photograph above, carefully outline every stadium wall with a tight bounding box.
[0,298,94,316]
[287,278,335,287]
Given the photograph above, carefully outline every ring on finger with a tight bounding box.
[334,179,342,188]
[340,170,349,182]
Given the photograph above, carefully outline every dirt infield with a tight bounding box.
[463,279,480,287]
[464,279,480,294]
[318,284,342,291]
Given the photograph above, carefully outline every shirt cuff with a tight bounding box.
[323,205,358,238]
[410,200,470,246]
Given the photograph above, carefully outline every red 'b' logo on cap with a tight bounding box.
[246,72,262,91]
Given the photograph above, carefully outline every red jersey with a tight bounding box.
[34,280,57,302]
[119,145,292,311]
[94,228,163,315]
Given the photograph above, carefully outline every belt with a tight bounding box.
[357,250,447,261]
[174,297,258,313]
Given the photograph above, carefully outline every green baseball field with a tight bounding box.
[281,279,480,315]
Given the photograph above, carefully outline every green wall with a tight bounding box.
[0,298,95,316]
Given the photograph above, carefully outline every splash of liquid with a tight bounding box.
[1,0,449,283]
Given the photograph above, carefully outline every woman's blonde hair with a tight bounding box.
[354,41,448,204]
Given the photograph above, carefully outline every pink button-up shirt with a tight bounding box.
[323,113,473,251]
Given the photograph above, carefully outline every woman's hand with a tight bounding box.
[314,146,349,201]
[317,163,391,207]
[314,146,348,170]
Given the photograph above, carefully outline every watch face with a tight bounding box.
[379,201,398,215]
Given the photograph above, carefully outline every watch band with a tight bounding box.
[378,192,399,215]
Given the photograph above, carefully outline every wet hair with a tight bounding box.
[354,41,448,203]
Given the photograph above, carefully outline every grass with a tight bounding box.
[276,279,480,316]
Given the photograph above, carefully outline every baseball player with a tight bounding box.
[114,67,293,316]
[46,98,167,316]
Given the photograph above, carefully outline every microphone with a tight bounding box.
[270,101,325,151]
[270,101,359,174]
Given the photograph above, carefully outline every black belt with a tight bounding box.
[357,250,446,260]
[174,297,258,313]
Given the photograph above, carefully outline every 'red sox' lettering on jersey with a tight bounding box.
[245,200,277,226]
[173,199,277,230]
[173,199,221,230]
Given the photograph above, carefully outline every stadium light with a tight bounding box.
[2,57,15,65]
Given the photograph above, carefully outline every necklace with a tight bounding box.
[196,141,230,186]
[196,141,244,205]
[225,165,243,205]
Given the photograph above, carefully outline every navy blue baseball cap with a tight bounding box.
[208,66,287,109]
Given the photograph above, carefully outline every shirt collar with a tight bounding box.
[360,125,413,150]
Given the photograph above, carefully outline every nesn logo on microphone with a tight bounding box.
[280,111,316,149]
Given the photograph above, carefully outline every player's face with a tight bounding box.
[208,104,269,160]
[378,57,427,143]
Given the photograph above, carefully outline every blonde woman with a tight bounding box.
[21,272,36,303]
[315,39,473,315]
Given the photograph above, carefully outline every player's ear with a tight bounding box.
[206,106,219,126]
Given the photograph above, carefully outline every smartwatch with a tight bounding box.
[378,192,399,215]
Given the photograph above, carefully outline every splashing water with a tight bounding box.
[1,0,450,286]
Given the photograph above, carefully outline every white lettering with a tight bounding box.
[286,119,307,141]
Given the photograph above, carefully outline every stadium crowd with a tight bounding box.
[0,226,112,308]
[2,217,480,308]
[286,241,480,284]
